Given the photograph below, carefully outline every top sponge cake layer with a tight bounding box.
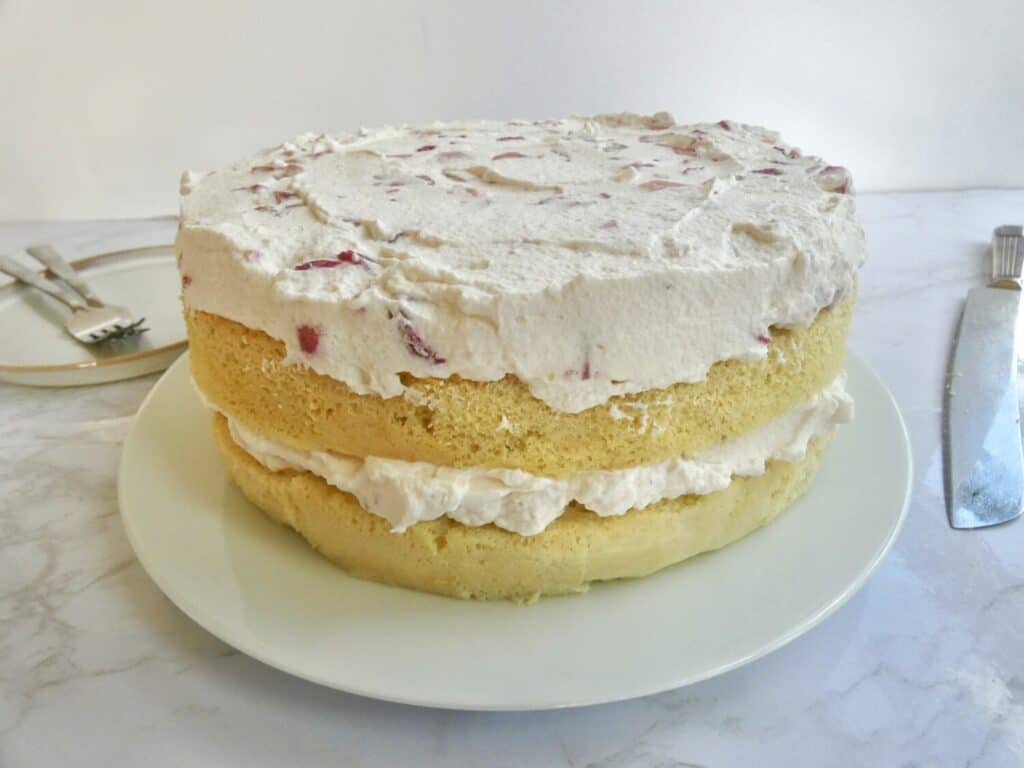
[188,297,851,476]
[176,113,865,413]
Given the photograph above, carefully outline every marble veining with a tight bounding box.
[1,197,1023,767]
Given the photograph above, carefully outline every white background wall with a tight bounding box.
[2,0,1022,219]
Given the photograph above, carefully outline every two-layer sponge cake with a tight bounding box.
[176,112,865,603]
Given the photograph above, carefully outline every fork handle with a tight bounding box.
[0,254,87,311]
[26,244,103,307]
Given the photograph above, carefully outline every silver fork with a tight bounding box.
[0,245,148,344]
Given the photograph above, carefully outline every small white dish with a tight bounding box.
[0,245,186,387]
[119,352,911,711]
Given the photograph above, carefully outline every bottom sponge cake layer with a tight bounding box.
[212,413,830,603]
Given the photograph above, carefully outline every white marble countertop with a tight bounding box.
[2,192,1023,767]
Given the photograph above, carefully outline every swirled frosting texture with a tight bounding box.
[177,113,865,412]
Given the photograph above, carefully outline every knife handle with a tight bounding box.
[992,225,1023,288]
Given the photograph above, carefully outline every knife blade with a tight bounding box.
[946,225,1024,529]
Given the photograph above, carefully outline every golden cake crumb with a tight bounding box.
[189,296,851,476]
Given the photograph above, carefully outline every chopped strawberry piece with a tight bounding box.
[336,250,366,266]
[396,311,445,364]
[817,165,853,194]
[293,250,369,271]
[297,325,319,354]
[294,259,344,271]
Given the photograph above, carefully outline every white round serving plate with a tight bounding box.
[0,245,186,387]
[119,352,911,711]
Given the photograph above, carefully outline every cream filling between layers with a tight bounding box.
[217,375,852,536]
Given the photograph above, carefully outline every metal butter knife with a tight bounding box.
[946,225,1024,529]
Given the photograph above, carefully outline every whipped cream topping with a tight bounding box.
[178,113,865,412]
[222,375,852,536]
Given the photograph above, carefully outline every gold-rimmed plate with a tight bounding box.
[0,245,186,387]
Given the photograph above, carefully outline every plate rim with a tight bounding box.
[0,244,186,374]
[119,351,913,711]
